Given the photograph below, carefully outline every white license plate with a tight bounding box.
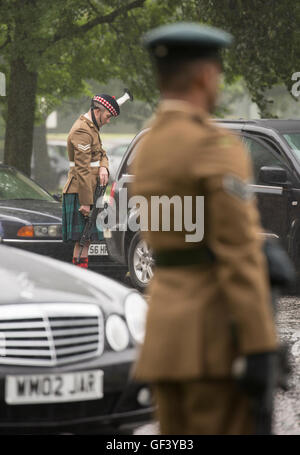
[88,243,108,256]
[5,370,103,405]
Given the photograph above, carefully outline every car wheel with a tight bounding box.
[128,232,154,293]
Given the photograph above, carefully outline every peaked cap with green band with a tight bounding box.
[143,22,233,60]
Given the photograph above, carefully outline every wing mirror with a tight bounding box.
[258,166,290,186]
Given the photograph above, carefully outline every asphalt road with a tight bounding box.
[273,296,300,435]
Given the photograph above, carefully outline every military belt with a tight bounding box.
[154,245,216,267]
[69,161,100,167]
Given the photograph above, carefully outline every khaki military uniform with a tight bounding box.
[130,100,278,434]
[63,114,109,205]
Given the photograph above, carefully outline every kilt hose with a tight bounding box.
[153,379,254,435]
[62,193,104,243]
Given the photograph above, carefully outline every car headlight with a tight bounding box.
[17,225,34,237]
[34,225,60,237]
[124,293,148,345]
[105,315,130,351]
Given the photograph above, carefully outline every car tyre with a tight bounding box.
[128,232,154,293]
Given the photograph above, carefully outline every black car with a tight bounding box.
[0,164,74,261]
[105,120,300,292]
[104,130,151,292]
[0,164,122,277]
[0,244,152,434]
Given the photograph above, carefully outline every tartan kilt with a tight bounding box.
[62,193,104,242]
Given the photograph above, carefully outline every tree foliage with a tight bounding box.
[1,0,299,176]
[0,0,154,173]
[191,0,300,117]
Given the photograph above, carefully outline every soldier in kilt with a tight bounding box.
[62,193,103,243]
[62,91,132,268]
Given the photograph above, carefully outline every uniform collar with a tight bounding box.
[80,114,97,131]
[156,99,209,123]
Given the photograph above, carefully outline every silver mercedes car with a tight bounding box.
[0,243,152,434]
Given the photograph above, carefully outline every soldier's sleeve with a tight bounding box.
[100,148,109,173]
[71,129,93,205]
[194,132,278,355]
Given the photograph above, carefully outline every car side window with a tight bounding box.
[118,131,149,178]
[119,148,133,177]
[242,136,285,184]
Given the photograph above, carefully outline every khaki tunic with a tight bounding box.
[130,100,278,382]
[63,115,109,205]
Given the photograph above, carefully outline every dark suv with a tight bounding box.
[105,120,300,292]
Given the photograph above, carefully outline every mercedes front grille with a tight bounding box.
[0,304,104,366]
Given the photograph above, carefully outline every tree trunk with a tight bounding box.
[4,58,37,176]
[32,121,52,189]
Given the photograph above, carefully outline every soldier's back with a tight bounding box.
[131,100,252,251]
[131,100,276,383]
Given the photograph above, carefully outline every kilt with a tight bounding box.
[62,193,104,242]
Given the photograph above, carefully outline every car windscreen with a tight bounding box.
[0,167,54,201]
[283,133,300,160]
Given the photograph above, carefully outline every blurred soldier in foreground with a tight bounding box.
[62,90,132,268]
[130,23,279,434]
